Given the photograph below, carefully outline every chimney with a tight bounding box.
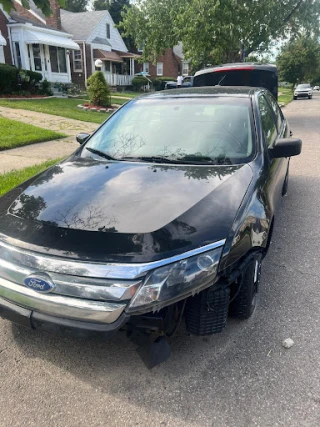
[46,0,62,31]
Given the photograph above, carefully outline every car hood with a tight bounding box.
[0,158,253,263]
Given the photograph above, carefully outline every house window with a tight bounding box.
[15,42,22,68]
[156,62,163,76]
[182,61,189,76]
[105,61,111,72]
[32,44,42,71]
[73,50,82,72]
[143,62,149,73]
[49,46,67,73]
[106,23,111,39]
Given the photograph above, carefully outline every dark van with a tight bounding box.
[193,63,278,99]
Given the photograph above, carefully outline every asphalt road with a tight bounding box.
[0,94,320,427]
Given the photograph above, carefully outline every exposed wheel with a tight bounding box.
[293,96,297,100]
[282,166,289,196]
[229,255,262,319]
[308,95,312,99]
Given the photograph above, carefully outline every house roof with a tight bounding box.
[93,49,123,63]
[10,11,52,29]
[173,42,185,60]
[61,9,107,41]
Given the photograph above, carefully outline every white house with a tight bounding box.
[0,0,80,84]
[60,9,140,88]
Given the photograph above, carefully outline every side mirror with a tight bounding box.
[269,138,302,158]
[76,133,90,144]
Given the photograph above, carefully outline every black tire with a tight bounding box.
[293,96,297,100]
[309,96,312,99]
[229,255,262,319]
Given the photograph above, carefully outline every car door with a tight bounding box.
[258,92,288,215]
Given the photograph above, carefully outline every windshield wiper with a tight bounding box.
[85,147,117,161]
[120,156,184,164]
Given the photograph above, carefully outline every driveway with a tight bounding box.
[0,95,319,427]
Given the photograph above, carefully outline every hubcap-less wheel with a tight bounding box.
[229,256,262,319]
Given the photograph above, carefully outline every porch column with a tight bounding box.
[66,50,72,83]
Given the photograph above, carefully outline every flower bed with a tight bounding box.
[77,103,118,113]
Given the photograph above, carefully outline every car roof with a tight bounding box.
[194,63,277,77]
[138,86,260,99]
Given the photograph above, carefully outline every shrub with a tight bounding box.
[87,71,111,106]
[0,65,42,94]
[38,79,53,96]
[132,76,149,91]
[0,64,19,94]
[152,76,176,91]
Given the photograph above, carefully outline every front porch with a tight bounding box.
[9,24,80,84]
[93,49,138,87]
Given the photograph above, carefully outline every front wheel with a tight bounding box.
[308,95,312,99]
[229,255,262,319]
[293,96,297,100]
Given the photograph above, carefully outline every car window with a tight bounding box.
[258,95,278,147]
[265,93,283,131]
[83,97,255,165]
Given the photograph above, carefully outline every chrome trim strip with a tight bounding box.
[0,237,226,280]
[0,258,141,301]
[0,277,126,324]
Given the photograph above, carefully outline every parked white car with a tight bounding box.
[293,84,313,100]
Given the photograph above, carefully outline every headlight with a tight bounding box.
[127,246,223,313]
[294,92,298,96]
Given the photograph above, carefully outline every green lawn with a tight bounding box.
[278,87,293,106]
[112,92,140,98]
[0,158,62,197]
[0,98,110,124]
[0,117,65,151]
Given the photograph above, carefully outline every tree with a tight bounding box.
[277,35,320,86]
[65,0,88,13]
[87,71,111,106]
[1,0,65,16]
[120,0,320,67]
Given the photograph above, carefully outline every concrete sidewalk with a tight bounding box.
[0,106,98,174]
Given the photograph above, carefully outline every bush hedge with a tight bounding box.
[132,76,149,91]
[0,64,42,94]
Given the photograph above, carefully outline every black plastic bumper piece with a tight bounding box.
[0,295,129,340]
[185,286,230,336]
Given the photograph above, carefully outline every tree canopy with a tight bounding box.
[65,0,88,13]
[120,0,320,67]
[277,36,320,85]
[93,0,130,24]
[1,0,65,16]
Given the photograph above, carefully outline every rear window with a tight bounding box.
[194,69,278,99]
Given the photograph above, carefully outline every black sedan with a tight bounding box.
[0,87,301,367]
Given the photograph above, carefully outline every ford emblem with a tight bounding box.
[24,273,56,293]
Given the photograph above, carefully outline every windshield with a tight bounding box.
[82,97,255,165]
[297,84,310,89]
